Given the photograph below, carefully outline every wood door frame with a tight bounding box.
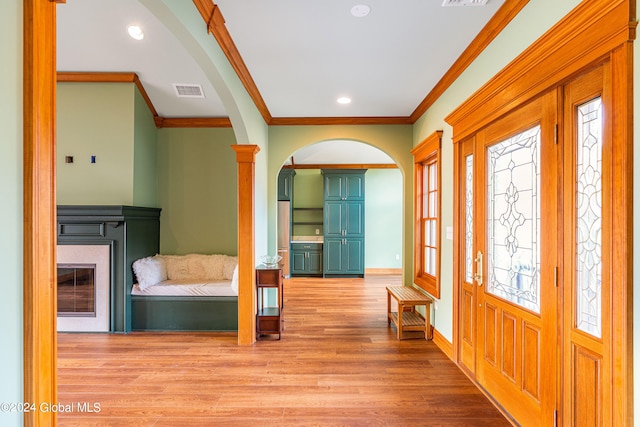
[447,0,634,425]
[24,1,59,425]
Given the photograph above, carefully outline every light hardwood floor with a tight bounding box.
[57,275,510,426]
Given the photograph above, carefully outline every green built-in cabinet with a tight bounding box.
[322,169,366,277]
[290,242,323,276]
[278,169,296,201]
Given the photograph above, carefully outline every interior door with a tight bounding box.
[473,91,559,426]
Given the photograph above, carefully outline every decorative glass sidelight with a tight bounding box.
[465,154,474,283]
[575,97,602,338]
[487,126,541,313]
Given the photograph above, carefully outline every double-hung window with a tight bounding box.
[411,131,442,298]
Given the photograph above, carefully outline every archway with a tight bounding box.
[275,139,405,279]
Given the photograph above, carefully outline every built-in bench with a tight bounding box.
[386,286,433,340]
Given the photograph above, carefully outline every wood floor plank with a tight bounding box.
[57,275,510,426]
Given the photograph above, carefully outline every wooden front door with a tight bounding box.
[472,91,559,426]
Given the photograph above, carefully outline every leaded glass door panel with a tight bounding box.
[561,64,610,427]
[474,92,559,427]
[458,137,477,375]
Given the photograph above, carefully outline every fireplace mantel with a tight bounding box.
[57,205,161,332]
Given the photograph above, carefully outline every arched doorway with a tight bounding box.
[276,139,405,278]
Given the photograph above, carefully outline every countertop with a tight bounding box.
[291,236,324,244]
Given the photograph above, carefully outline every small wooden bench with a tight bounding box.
[386,286,433,340]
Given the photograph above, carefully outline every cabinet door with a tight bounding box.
[344,238,364,274]
[323,174,344,200]
[344,201,364,237]
[323,238,344,274]
[277,170,295,201]
[291,251,308,275]
[324,172,365,201]
[344,174,365,200]
[324,201,344,237]
[308,251,323,275]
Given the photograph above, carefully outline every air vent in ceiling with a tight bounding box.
[442,0,488,6]
[173,84,205,98]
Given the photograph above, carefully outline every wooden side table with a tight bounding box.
[386,286,433,340]
[256,264,284,339]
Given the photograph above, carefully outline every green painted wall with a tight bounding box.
[291,169,323,236]
[292,169,324,209]
[157,128,238,255]
[57,83,137,205]
[365,169,403,269]
[0,1,22,425]
[413,0,582,342]
[133,88,159,207]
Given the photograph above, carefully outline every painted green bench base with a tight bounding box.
[131,296,238,331]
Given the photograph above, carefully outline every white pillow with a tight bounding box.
[223,256,238,280]
[202,254,225,280]
[231,265,239,295]
[161,255,191,280]
[132,256,167,290]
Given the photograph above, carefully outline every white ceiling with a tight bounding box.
[215,0,504,118]
[57,0,227,118]
[57,0,504,164]
[57,0,505,120]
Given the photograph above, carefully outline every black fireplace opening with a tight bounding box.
[57,264,96,317]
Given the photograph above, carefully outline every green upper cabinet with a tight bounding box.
[323,169,365,201]
[278,169,296,201]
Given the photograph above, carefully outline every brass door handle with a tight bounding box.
[473,250,483,286]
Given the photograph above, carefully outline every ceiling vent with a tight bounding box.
[173,84,205,98]
[442,0,488,6]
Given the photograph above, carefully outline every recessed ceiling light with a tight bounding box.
[127,25,144,40]
[337,97,352,105]
[350,4,371,18]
